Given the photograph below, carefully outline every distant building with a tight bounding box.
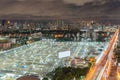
[0,37,11,50]
[1,20,6,26]
[71,57,88,68]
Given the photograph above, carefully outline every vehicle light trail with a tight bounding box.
[84,29,119,80]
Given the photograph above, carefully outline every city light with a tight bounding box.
[0,0,119,79]
[0,19,119,80]
[7,20,10,24]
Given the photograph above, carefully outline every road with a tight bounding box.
[108,59,117,80]
[84,29,119,80]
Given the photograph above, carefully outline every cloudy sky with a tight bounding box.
[0,0,120,17]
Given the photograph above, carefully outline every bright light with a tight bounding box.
[58,51,70,58]
[117,72,120,80]
[7,20,10,24]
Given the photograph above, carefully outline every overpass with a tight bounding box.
[84,29,119,80]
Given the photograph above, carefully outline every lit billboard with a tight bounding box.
[58,51,70,58]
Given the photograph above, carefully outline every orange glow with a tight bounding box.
[117,72,120,79]
[84,29,119,80]
[54,34,63,38]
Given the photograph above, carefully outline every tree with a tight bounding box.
[45,67,90,80]
[42,77,48,80]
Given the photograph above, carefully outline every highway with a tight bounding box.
[0,30,114,79]
[84,29,119,80]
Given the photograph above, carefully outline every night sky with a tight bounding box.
[0,0,120,17]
